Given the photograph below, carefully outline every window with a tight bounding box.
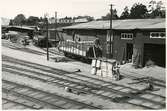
[150,32,165,38]
[121,33,133,40]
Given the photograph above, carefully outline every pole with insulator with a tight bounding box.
[109,4,113,58]
[45,14,49,61]
[55,11,57,46]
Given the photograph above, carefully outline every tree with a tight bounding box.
[130,3,148,19]
[9,19,14,26]
[148,0,165,18]
[101,9,118,20]
[13,14,26,25]
[120,6,130,19]
[26,16,40,25]
[84,16,94,21]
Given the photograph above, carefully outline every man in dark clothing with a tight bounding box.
[86,46,102,58]
[86,38,102,58]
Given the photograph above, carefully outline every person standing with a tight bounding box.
[87,38,102,75]
[86,38,102,58]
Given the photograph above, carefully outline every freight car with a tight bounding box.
[58,39,95,62]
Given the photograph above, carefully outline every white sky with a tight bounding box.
[0,0,165,19]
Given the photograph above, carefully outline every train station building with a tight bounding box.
[62,18,165,67]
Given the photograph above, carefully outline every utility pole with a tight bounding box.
[45,14,49,61]
[109,4,113,58]
[55,11,57,46]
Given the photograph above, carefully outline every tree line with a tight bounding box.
[102,0,165,20]
[9,15,44,26]
[9,0,165,26]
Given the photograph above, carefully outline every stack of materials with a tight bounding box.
[91,59,116,78]
[58,40,93,56]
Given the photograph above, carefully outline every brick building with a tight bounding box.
[62,18,165,67]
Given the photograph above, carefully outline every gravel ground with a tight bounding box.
[120,63,165,81]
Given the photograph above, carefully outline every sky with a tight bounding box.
[0,0,166,19]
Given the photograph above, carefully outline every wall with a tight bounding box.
[62,28,165,65]
[113,30,133,62]
[134,30,165,67]
[113,29,165,66]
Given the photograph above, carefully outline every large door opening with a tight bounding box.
[144,44,165,67]
[126,43,133,61]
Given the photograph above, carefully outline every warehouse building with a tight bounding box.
[62,18,165,67]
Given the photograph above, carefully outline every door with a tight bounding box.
[126,43,133,61]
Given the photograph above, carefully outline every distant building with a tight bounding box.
[6,26,37,39]
[48,17,89,24]
[48,17,74,24]
[74,18,89,23]
[58,18,74,24]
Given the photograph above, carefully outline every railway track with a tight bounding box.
[3,54,165,87]
[2,79,101,109]
[120,71,165,88]
[2,97,41,109]
[2,63,165,98]
[2,55,165,89]
[1,67,163,110]
[2,66,165,109]
[2,40,46,55]
[2,39,66,57]
[42,48,64,56]
[2,56,166,109]
[2,81,64,109]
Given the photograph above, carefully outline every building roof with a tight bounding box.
[48,27,63,31]
[63,18,165,30]
[8,26,35,30]
[6,31,18,35]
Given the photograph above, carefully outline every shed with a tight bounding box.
[62,18,166,67]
